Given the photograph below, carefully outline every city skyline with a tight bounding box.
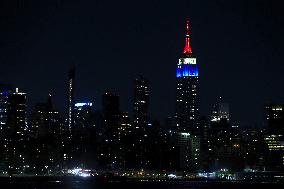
[1,1,284,182]
[0,0,283,127]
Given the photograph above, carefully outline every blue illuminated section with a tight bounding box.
[176,64,198,77]
[0,91,11,96]
[176,67,182,77]
[75,102,93,107]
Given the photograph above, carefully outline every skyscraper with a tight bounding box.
[30,94,65,172]
[174,19,201,171]
[67,66,75,134]
[0,86,27,137]
[101,92,122,169]
[0,85,27,169]
[74,102,94,129]
[175,19,199,133]
[72,102,95,168]
[211,97,230,129]
[133,76,149,129]
[265,104,284,132]
[31,94,62,138]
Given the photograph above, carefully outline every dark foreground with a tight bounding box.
[0,176,283,189]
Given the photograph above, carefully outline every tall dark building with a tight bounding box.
[263,104,284,170]
[102,93,120,116]
[74,102,94,129]
[210,97,230,129]
[30,94,65,173]
[100,92,122,169]
[0,86,27,132]
[72,102,96,168]
[0,84,14,130]
[67,66,75,134]
[133,77,149,129]
[175,19,199,133]
[265,104,284,132]
[31,94,62,138]
[0,85,27,170]
[211,97,230,123]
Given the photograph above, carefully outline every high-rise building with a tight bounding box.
[30,94,65,172]
[102,93,120,124]
[133,77,149,130]
[0,85,27,169]
[263,134,284,170]
[67,66,75,134]
[176,132,200,171]
[175,19,199,133]
[211,97,230,123]
[0,86,27,132]
[174,19,201,171]
[100,92,122,169]
[0,84,14,129]
[119,112,131,134]
[265,104,284,132]
[264,104,284,170]
[74,102,93,128]
[31,94,62,137]
[72,102,95,168]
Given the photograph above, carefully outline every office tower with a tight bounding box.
[74,102,93,128]
[263,134,284,170]
[30,94,64,172]
[176,132,200,171]
[175,19,199,133]
[72,102,95,168]
[0,85,27,170]
[119,112,131,134]
[0,86,27,133]
[31,94,62,137]
[133,77,149,129]
[132,77,150,169]
[211,97,230,123]
[102,92,120,130]
[241,128,266,170]
[67,66,75,134]
[0,84,14,130]
[263,104,284,170]
[101,92,122,169]
[199,116,210,170]
[265,104,284,132]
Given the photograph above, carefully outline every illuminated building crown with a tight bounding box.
[183,19,192,55]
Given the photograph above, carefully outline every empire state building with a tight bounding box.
[175,19,199,133]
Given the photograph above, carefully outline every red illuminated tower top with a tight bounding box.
[183,19,192,55]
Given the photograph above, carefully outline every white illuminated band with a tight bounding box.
[178,58,196,65]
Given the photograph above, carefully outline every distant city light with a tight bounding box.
[67,168,92,177]
[75,102,93,107]
[180,132,190,136]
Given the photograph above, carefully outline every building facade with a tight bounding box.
[0,85,27,171]
[67,66,75,135]
[174,20,201,171]
[133,77,150,130]
[175,19,199,133]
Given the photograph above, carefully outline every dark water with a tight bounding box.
[0,177,283,189]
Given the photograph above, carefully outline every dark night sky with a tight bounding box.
[0,0,283,127]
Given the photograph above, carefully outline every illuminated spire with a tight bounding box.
[183,19,192,54]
